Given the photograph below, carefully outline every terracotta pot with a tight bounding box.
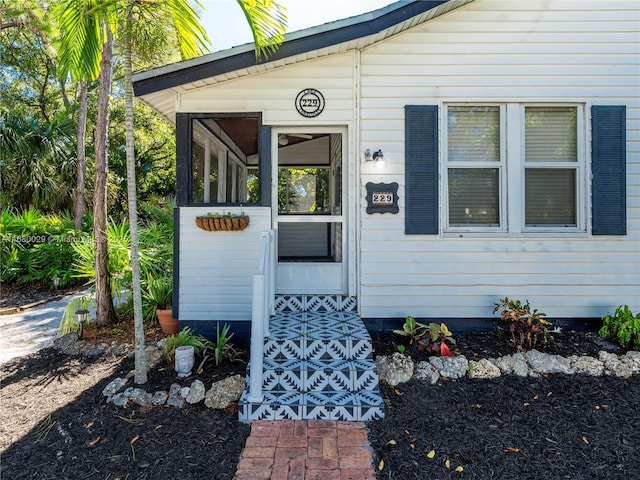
[157,309,178,334]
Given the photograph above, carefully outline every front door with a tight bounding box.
[273,127,347,294]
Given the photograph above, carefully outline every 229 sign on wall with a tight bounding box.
[295,88,325,118]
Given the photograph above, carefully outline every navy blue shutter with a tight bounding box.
[592,106,626,235]
[259,125,271,206]
[405,105,439,234]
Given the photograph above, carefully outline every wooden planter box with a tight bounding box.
[195,215,250,232]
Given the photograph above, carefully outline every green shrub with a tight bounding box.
[163,327,207,363]
[599,305,640,350]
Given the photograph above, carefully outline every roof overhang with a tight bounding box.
[133,0,475,120]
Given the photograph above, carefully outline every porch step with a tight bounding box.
[238,311,384,422]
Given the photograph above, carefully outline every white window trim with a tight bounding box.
[442,104,507,233]
[442,102,587,235]
[519,103,586,234]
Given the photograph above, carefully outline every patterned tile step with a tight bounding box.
[269,311,369,340]
[249,359,380,392]
[238,389,384,422]
[263,337,373,360]
[275,295,358,313]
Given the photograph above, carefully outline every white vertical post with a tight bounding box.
[248,273,265,403]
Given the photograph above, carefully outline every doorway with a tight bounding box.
[274,128,347,294]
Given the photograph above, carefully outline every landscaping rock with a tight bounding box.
[109,393,129,407]
[52,332,79,352]
[102,377,128,397]
[186,380,206,404]
[204,375,245,409]
[83,343,107,358]
[429,355,468,379]
[167,383,185,408]
[468,359,501,379]
[569,356,604,376]
[145,346,163,371]
[130,388,152,406]
[624,351,640,373]
[375,353,414,387]
[599,351,633,379]
[414,361,440,384]
[491,353,529,377]
[151,391,168,405]
[525,350,573,375]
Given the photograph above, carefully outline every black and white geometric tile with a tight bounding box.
[239,309,384,422]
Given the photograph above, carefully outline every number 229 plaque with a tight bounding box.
[365,182,399,214]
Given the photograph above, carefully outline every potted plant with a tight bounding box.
[143,276,177,334]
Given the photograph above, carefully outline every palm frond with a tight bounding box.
[236,0,287,61]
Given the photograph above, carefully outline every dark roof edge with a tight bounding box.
[133,1,447,97]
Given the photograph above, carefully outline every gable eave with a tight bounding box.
[133,0,474,103]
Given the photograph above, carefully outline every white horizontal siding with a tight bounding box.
[358,0,640,320]
[178,207,271,321]
[177,54,355,125]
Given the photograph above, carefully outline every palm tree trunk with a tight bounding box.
[73,80,88,230]
[124,4,147,384]
[93,31,116,327]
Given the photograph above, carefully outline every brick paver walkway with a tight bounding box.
[233,420,377,480]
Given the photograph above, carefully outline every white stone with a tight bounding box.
[569,356,604,376]
[414,361,440,384]
[186,380,206,404]
[429,355,468,379]
[374,353,414,387]
[491,354,529,377]
[525,350,573,375]
[102,377,128,397]
[599,351,633,379]
[205,375,246,409]
[468,359,501,379]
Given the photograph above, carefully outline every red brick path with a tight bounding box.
[233,420,377,480]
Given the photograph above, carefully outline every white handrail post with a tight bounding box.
[268,229,276,314]
[248,273,265,403]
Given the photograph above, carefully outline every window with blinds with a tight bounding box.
[524,107,578,226]
[447,106,501,227]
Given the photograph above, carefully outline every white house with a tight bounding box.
[133,0,639,339]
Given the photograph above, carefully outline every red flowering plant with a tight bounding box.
[493,297,551,351]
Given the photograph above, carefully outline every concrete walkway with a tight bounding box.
[0,290,91,365]
[234,420,377,480]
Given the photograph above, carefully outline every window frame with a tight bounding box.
[442,103,586,235]
[175,112,265,207]
[443,104,507,233]
[520,104,586,233]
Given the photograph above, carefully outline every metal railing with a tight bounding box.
[247,230,275,403]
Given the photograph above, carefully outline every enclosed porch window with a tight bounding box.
[175,113,270,206]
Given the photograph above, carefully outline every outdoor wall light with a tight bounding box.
[364,149,385,167]
[75,309,90,338]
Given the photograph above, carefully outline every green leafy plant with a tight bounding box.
[58,294,95,335]
[493,297,551,351]
[393,316,456,356]
[396,345,406,354]
[142,275,172,321]
[163,327,206,363]
[197,323,242,371]
[599,305,640,350]
[393,316,428,344]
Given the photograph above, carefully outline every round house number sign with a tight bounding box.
[295,88,325,118]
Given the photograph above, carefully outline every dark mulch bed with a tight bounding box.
[1,339,250,480]
[369,330,640,480]
[2,288,638,480]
